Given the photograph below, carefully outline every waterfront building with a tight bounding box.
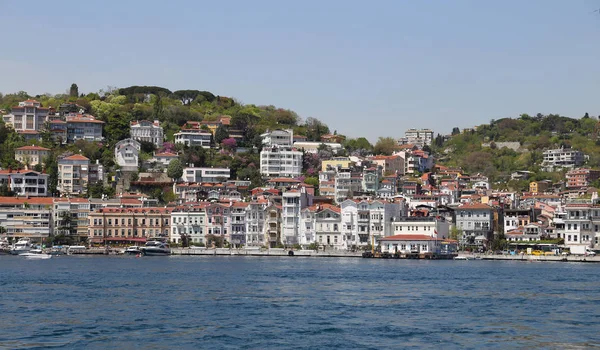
[0,197,53,242]
[130,120,164,148]
[391,216,450,239]
[339,199,405,248]
[87,207,172,245]
[263,205,281,248]
[230,202,249,247]
[53,197,91,241]
[0,169,48,197]
[245,199,268,247]
[454,203,495,247]
[281,188,311,246]
[379,234,457,255]
[170,204,208,245]
[14,145,51,167]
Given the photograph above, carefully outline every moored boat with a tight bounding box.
[140,240,171,256]
[10,239,32,255]
[124,246,142,255]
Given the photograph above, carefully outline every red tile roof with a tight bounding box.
[380,234,438,241]
[16,145,51,151]
[62,154,89,161]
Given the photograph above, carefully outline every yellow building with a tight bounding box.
[321,158,353,172]
[529,180,551,194]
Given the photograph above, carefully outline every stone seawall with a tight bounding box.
[458,254,600,263]
[171,248,363,258]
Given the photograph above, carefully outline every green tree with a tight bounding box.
[69,83,79,98]
[167,159,184,181]
[373,137,397,155]
[214,125,229,144]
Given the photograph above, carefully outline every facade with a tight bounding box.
[0,197,53,242]
[0,170,48,197]
[454,203,495,246]
[321,157,353,172]
[149,152,178,167]
[53,197,91,240]
[391,216,450,239]
[49,120,68,144]
[529,180,552,194]
[264,205,281,248]
[566,168,600,189]
[174,122,212,148]
[88,207,172,245]
[261,129,293,148]
[542,148,585,171]
[404,129,434,148]
[281,189,311,246]
[371,155,404,175]
[57,155,104,195]
[2,100,49,135]
[260,146,303,178]
[130,120,164,148]
[14,145,51,167]
[314,205,343,249]
[245,200,268,247]
[181,167,231,183]
[293,141,343,154]
[339,199,405,248]
[230,202,248,247]
[379,234,457,255]
[65,114,104,142]
[170,205,208,245]
[114,138,141,171]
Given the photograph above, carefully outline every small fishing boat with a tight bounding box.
[124,246,142,255]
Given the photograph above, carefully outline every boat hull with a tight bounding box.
[21,253,52,259]
[140,248,170,256]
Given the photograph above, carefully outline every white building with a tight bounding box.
[403,128,434,148]
[542,148,585,171]
[174,130,212,148]
[115,138,141,171]
[245,200,268,247]
[260,146,303,178]
[391,216,450,239]
[339,199,405,248]
[57,155,104,196]
[181,167,231,183]
[293,141,343,154]
[0,170,48,197]
[261,129,293,148]
[454,203,495,246]
[170,205,207,245]
[281,188,311,246]
[130,120,164,148]
[148,152,178,168]
[14,145,51,168]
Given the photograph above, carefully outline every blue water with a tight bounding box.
[1,256,599,349]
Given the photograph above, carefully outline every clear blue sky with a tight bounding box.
[1,0,600,142]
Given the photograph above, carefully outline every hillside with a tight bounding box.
[434,113,600,190]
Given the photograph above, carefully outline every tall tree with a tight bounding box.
[373,137,397,155]
[167,159,184,181]
[69,83,79,98]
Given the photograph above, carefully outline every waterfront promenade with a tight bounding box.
[456,253,600,263]
[171,248,363,258]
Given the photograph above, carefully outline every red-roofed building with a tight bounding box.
[58,154,104,195]
[130,120,164,147]
[0,196,53,242]
[88,207,173,245]
[14,145,51,167]
[2,99,50,138]
[65,114,104,142]
[455,203,495,248]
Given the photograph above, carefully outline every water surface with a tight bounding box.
[1,256,599,349]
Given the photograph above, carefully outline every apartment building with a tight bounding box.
[454,203,495,246]
[57,154,104,195]
[245,200,268,247]
[0,197,53,242]
[260,146,303,178]
[403,128,434,148]
[115,138,141,171]
[566,168,600,189]
[174,121,212,148]
[170,204,208,245]
[181,167,231,183]
[88,207,172,245]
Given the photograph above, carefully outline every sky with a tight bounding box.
[1,0,600,142]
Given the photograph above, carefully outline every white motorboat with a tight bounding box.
[21,250,52,259]
[140,240,171,256]
[124,246,142,255]
[10,239,32,255]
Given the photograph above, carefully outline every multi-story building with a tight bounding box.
[280,188,311,246]
[14,145,51,167]
[88,207,172,245]
[371,155,404,175]
[49,120,68,144]
[314,204,343,249]
[130,120,164,148]
[0,169,48,197]
[362,167,380,193]
[2,100,50,137]
[260,145,303,178]
[174,121,212,148]
[561,203,599,249]
[170,204,208,245]
[264,205,281,248]
[181,167,231,183]
[566,168,600,189]
[53,197,91,241]
[57,154,104,195]
[391,216,450,239]
[65,114,104,142]
[148,152,178,168]
[529,180,553,194]
[245,200,268,247]
[0,197,53,242]
[339,199,405,248]
[230,202,248,247]
[321,157,353,172]
[403,128,434,148]
[261,129,293,148]
[115,138,141,171]
[454,203,495,246]
[542,148,585,171]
